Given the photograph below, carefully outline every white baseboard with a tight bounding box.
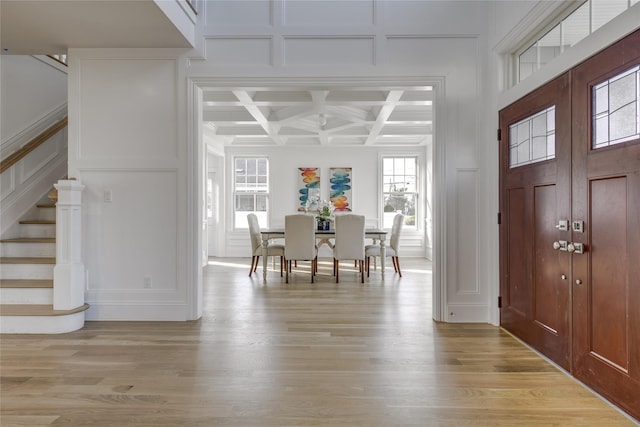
[445,304,490,323]
[85,302,191,321]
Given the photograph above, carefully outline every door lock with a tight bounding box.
[555,220,569,231]
[567,242,584,254]
[553,240,568,251]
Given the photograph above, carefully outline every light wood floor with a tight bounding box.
[1,257,637,426]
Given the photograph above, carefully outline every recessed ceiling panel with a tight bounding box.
[203,86,434,148]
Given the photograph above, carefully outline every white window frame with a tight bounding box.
[233,156,269,229]
[514,0,639,84]
[380,155,420,231]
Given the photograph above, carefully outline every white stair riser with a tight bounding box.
[0,312,85,334]
[0,264,54,280]
[0,288,53,304]
[1,243,55,257]
[38,209,56,222]
[19,224,56,238]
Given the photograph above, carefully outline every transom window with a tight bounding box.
[592,65,640,149]
[509,106,556,168]
[382,157,417,230]
[517,0,639,83]
[234,157,268,228]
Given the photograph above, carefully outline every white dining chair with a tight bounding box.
[333,214,365,283]
[247,213,284,277]
[366,213,404,277]
[284,214,318,283]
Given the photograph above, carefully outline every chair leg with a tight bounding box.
[249,255,258,277]
[391,256,398,273]
[311,259,315,283]
[280,256,283,277]
[360,260,364,283]
[335,260,339,283]
[285,260,289,283]
[254,255,260,273]
[395,256,402,277]
[366,257,370,277]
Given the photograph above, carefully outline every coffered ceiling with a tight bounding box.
[202,86,434,147]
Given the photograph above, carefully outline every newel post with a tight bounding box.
[53,179,86,310]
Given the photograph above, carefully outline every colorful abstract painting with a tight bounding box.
[329,167,352,212]
[297,167,320,211]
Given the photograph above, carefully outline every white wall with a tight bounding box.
[67,48,191,321]
[1,56,67,145]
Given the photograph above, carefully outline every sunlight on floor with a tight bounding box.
[207,259,251,269]
[207,257,432,274]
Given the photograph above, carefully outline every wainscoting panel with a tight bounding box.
[283,37,375,66]
[80,169,179,297]
[282,0,374,26]
[205,37,273,66]
[76,58,177,160]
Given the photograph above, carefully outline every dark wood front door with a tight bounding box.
[570,31,640,419]
[499,73,572,370]
[500,29,640,420]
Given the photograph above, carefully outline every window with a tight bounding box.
[382,157,418,229]
[593,65,640,149]
[234,157,268,228]
[509,106,556,168]
[516,0,638,83]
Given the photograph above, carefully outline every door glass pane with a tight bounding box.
[609,103,636,142]
[509,106,556,167]
[592,65,640,149]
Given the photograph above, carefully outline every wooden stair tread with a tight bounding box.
[0,257,56,264]
[0,279,53,288]
[37,204,56,208]
[19,220,55,224]
[0,304,89,316]
[0,237,55,243]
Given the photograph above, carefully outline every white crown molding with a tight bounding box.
[492,0,573,54]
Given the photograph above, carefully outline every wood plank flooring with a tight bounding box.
[1,257,637,426]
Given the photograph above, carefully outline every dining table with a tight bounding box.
[260,228,388,281]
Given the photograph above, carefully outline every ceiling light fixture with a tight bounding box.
[318,113,327,128]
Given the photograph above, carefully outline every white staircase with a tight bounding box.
[0,197,88,333]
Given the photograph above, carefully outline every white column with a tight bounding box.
[53,179,86,310]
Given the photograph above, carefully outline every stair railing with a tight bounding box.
[0,117,68,173]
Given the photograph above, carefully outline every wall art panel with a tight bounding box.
[329,167,352,212]
[297,167,320,211]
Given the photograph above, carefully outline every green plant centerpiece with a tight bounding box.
[316,201,333,231]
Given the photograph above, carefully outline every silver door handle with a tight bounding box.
[553,241,568,251]
[567,242,584,254]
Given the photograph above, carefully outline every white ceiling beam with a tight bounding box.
[364,90,404,145]
[233,90,285,145]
